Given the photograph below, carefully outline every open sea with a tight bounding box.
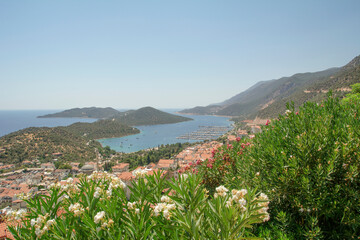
[0,110,96,137]
[0,110,232,153]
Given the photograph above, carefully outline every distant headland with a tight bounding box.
[37,106,192,126]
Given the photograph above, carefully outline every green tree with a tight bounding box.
[342,83,360,103]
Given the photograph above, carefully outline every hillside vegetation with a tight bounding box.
[257,55,360,118]
[196,94,360,239]
[0,127,99,164]
[114,107,192,126]
[65,119,139,139]
[38,107,120,119]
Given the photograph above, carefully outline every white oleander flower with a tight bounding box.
[106,184,112,196]
[231,189,247,201]
[127,201,137,210]
[258,193,269,201]
[153,202,176,220]
[48,182,61,190]
[13,209,27,220]
[181,174,188,180]
[94,187,101,198]
[94,211,105,224]
[132,169,148,178]
[69,203,84,216]
[111,177,126,189]
[160,195,173,203]
[163,209,170,219]
[238,198,247,207]
[216,185,228,193]
[46,219,55,227]
[263,213,270,222]
[215,185,229,197]
[35,227,42,237]
[31,218,36,226]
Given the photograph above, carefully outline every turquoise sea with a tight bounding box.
[0,110,232,153]
[98,112,232,153]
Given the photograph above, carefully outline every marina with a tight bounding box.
[176,126,231,141]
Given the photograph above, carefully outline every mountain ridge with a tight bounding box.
[180,55,359,119]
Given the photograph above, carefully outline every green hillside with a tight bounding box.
[257,55,360,118]
[38,107,120,119]
[115,107,192,126]
[0,127,99,164]
[65,119,139,139]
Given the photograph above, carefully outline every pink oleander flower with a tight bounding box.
[265,120,270,125]
[211,149,217,157]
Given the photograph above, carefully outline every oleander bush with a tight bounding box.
[8,171,269,239]
[198,94,360,239]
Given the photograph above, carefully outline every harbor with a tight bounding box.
[176,126,231,141]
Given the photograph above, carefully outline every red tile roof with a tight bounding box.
[0,218,20,240]
[117,172,135,181]
[112,163,129,169]
[157,159,175,168]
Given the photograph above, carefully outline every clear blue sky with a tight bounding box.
[1,0,359,110]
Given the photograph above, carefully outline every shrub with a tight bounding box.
[8,171,269,239]
[199,94,360,239]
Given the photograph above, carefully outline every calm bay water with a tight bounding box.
[0,110,232,153]
[98,112,233,153]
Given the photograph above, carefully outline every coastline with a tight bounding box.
[95,131,141,143]
[37,116,101,119]
[175,112,234,118]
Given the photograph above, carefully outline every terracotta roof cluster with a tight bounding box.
[237,129,248,135]
[0,183,31,200]
[0,219,19,240]
[227,135,237,142]
[0,165,14,170]
[112,163,129,169]
[157,159,175,169]
[116,171,135,182]
[41,163,55,168]
[176,141,222,168]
